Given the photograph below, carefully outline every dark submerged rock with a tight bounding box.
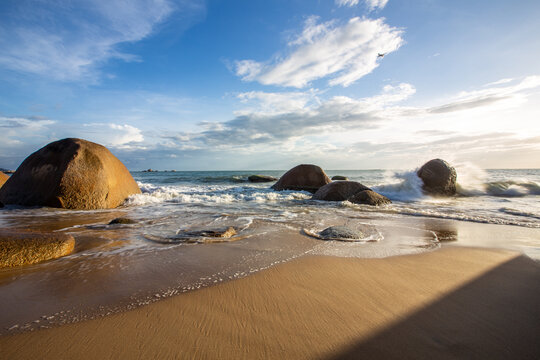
[145,226,238,244]
[417,159,457,196]
[272,164,331,193]
[319,226,364,240]
[248,175,277,183]
[348,190,391,206]
[109,217,137,225]
[0,138,141,209]
[331,175,348,181]
[312,181,370,201]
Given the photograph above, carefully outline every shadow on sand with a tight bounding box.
[326,254,540,359]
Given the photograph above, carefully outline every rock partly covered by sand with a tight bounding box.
[417,159,457,196]
[0,231,75,268]
[0,172,9,188]
[0,138,141,209]
[312,181,370,201]
[272,164,331,193]
[348,189,391,206]
[248,175,277,183]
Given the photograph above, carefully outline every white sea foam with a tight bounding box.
[372,170,425,201]
[125,182,311,206]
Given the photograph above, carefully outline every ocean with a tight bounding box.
[0,166,539,333]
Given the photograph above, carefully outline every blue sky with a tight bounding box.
[1,0,539,170]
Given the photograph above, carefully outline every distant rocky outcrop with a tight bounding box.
[248,175,277,183]
[0,172,8,188]
[331,175,348,181]
[0,231,75,268]
[417,159,457,196]
[271,164,331,193]
[312,181,370,201]
[348,189,391,206]
[0,138,141,209]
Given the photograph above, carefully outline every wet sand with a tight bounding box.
[1,246,539,359]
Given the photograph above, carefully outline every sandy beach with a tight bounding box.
[1,246,538,359]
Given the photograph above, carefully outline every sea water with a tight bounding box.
[0,166,539,333]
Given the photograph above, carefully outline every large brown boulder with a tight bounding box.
[312,181,370,201]
[0,231,75,268]
[0,138,141,209]
[417,159,457,196]
[0,172,9,188]
[271,164,331,193]
[348,189,391,206]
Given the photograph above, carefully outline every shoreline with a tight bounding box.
[1,246,539,359]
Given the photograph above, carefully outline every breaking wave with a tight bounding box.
[125,182,311,206]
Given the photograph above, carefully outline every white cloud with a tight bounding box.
[336,0,389,10]
[83,123,144,148]
[235,90,317,115]
[0,0,201,81]
[234,17,403,88]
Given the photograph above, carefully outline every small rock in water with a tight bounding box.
[248,175,277,183]
[312,181,370,201]
[144,226,238,244]
[108,217,137,225]
[319,226,363,240]
[348,190,391,206]
[187,226,237,238]
[331,175,348,181]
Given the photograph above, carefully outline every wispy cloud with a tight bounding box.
[234,17,403,88]
[427,76,540,114]
[0,0,202,82]
[335,0,389,11]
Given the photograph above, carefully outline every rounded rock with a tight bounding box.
[271,164,331,193]
[417,159,457,196]
[312,181,370,201]
[0,138,141,209]
[348,190,391,206]
[319,226,363,240]
[0,231,75,268]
